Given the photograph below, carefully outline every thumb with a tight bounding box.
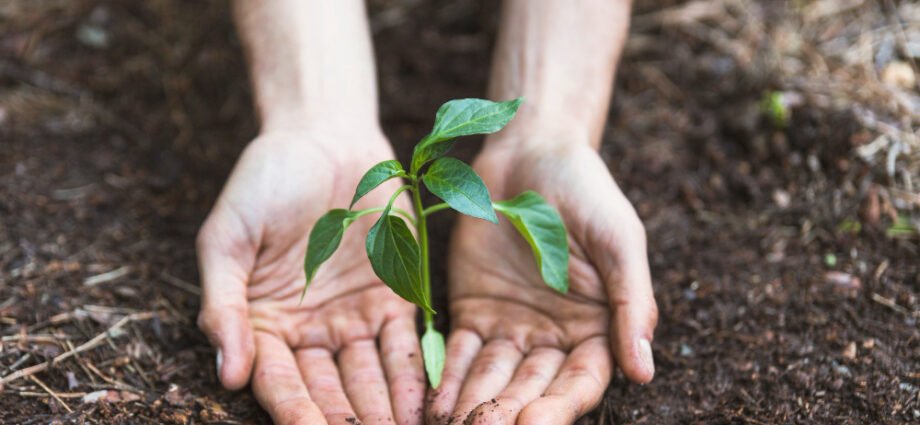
[606,248,658,385]
[196,215,257,390]
[590,198,658,384]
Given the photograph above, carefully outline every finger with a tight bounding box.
[380,317,425,425]
[581,152,659,384]
[196,218,257,390]
[606,215,658,384]
[449,339,523,421]
[296,348,358,424]
[426,329,483,425]
[338,339,395,423]
[517,337,612,425]
[464,347,565,424]
[252,332,327,425]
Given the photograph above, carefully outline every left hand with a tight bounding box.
[426,132,658,424]
[196,127,424,425]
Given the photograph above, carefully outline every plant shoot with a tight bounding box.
[302,98,570,387]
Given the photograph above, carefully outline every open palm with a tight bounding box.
[427,141,658,425]
[196,130,424,425]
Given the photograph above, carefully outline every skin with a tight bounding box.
[199,0,655,424]
[197,1,424,424]
[426,1,658,424]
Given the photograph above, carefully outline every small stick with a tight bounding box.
[2,335,75,343]
[871,293,917,316]
[82,362,139,392]
[0,312,156,385]
[83,266,132,287]
[7,353,31,371]
[29,375,72,413]
[67,340,97,385]
[160,272,201,295]
[26,310,79,333]
[15,391,87,399]
[83,362,120,386]
[82,305,140,315]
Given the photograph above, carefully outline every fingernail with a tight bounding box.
[216,349,224,377]
[638,338,655,380]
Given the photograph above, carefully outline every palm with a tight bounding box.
[428,143,656,424]
[449,146,612,350]
[197,131,424,425]
[226,136,412,345]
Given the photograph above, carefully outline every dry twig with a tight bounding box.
[29,375,72,413]
[0,312,156,386]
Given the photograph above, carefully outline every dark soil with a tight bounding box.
[2,1,918,424]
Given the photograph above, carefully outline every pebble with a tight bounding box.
[825,271,861,290]
[882,61,916,89]
[842,341,857,359]
[772,189,791,209]
[831,361,851,377]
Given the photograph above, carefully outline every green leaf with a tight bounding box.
[886,214,918,238]
[351,160,405,208]
[412,141,456,175]
[493,191,570,293]
[422,158,497,223]
[837,218,861,235]
[427,97,524,142]
[761,91,789,128]
[421,326,445,388]
[411,97,523,172]
[366,211,433,313]
[304,209,353,291]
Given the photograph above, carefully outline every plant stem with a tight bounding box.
[411,178,434,326]
[350,206,416,226]
[422,202,450,217]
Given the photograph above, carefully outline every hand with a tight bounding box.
[196,127,425,425]
[426,133,658,424]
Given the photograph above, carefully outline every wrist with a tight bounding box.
[479,112,595,160]
[257,96,379,136]
[253,119,391,157]
[234,0,380,136]
[475,122,594,194]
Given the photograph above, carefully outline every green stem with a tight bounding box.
[411,178,434,325]
[422,202,450,217]
[350,205,416,226]
[387,185,413,209]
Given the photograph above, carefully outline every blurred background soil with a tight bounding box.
[1,0,918,423]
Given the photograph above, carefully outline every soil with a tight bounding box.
[1,0,918,424]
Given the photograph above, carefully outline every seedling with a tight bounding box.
[303,98,569,387]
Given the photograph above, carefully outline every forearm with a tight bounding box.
[488,0,632,149]
[234,0,379,133]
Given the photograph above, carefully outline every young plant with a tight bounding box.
[302,98,570,387]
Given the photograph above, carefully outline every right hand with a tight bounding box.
[427,131,658,425]
[196,125,425,425]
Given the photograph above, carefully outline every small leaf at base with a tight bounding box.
[421,326,446,388]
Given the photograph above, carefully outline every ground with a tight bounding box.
[1,0,918,424]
